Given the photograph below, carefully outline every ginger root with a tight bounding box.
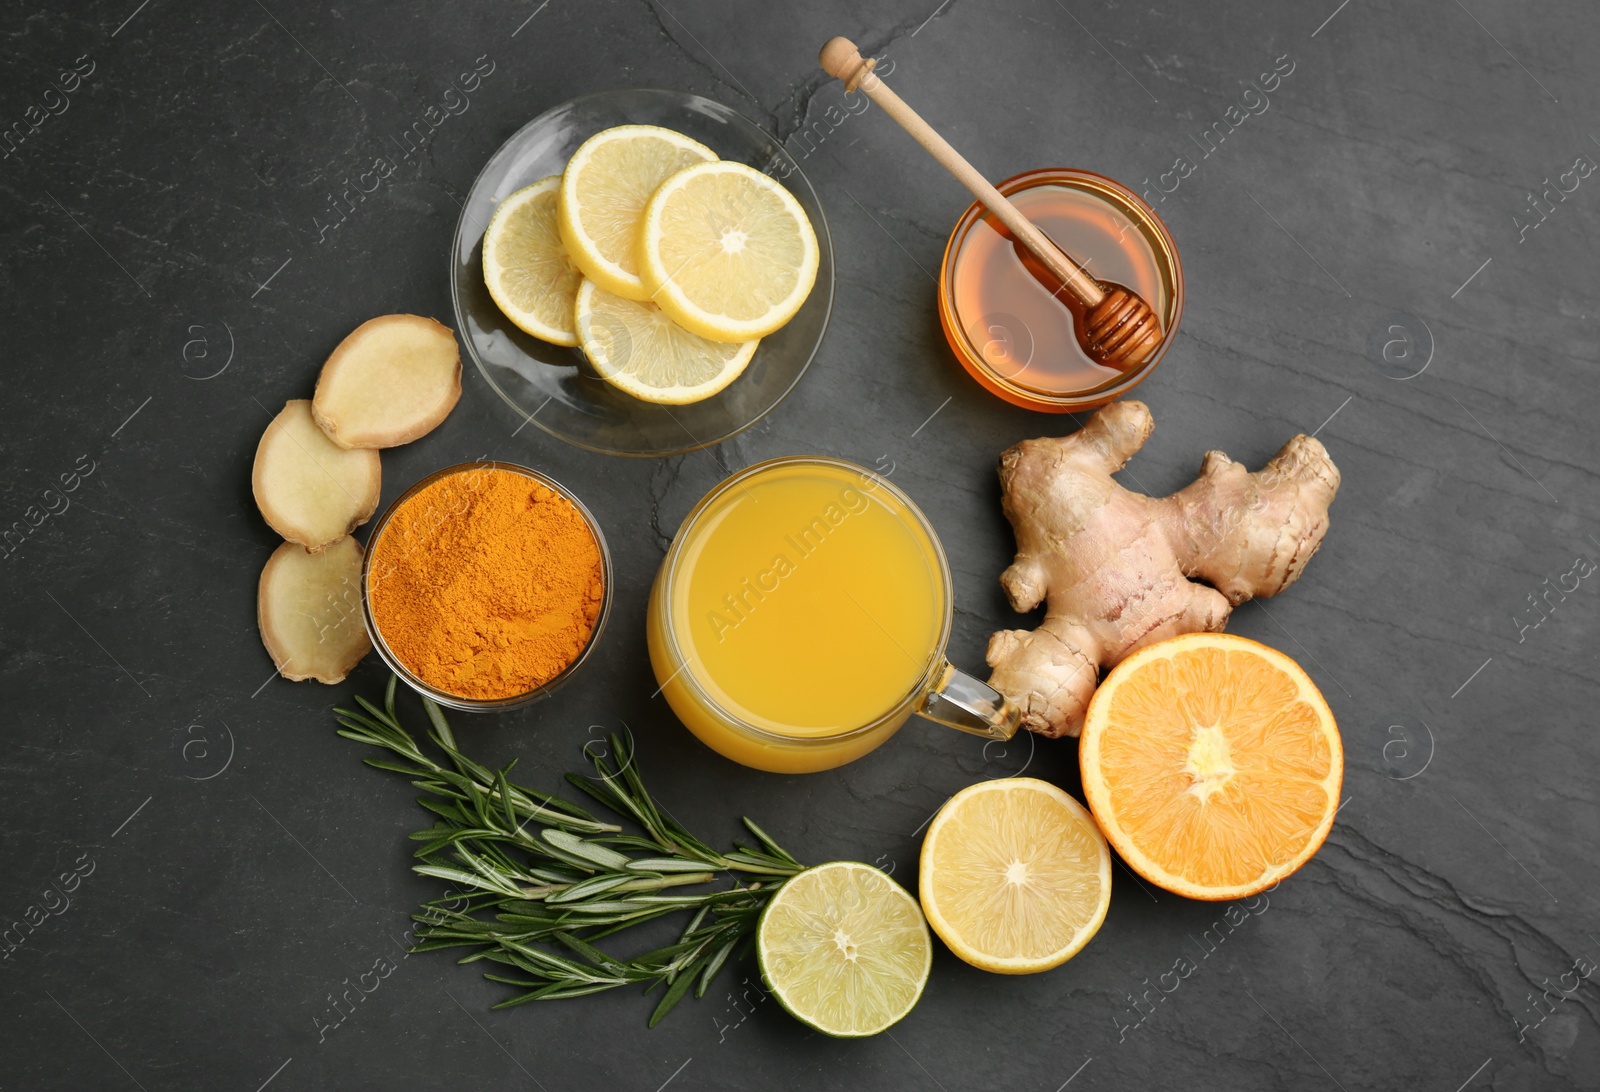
[985,400,1340,738]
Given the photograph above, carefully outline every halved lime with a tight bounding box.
[757,861,932,1037]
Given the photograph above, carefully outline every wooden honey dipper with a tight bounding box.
[819,37,1164,371]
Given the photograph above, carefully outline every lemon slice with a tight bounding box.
[482,177,582,346]
[919,778,1111,974]
[758,861,932,1038]
[558,125,717,301]
[573,278,756,405]
[639,161,819,342]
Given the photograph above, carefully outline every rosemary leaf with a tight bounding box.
[697,937,740,997]
[414,864,519,897]
[544,874,637,904]
[742,817,799,864]
[624,857,718,874]
[422,696,457,750]
[648,959,705,1027]
[541,829,630,870]
[552,931,630,976]
[359,757,434,779]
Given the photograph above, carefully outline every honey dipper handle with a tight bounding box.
[818,36,1105,308]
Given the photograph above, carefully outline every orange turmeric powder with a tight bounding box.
[368,466,605,700]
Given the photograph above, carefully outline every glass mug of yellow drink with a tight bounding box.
[647,456,1021,773]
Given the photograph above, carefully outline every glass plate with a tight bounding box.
[450,88,835,457]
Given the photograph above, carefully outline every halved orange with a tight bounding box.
[1079,633,1342,901]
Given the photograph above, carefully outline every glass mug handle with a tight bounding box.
[917,661,1021,741]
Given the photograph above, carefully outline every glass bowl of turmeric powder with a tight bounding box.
[360,461,613,711]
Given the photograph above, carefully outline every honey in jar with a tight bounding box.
[938,168,1183,412]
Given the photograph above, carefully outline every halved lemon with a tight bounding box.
[482,177,582,346]
[639,161,819,342]
[757,861,932,1038]
[573,278,756,405]
[919,778,1111,974]
[557,125,716,301]
[1079,632,1343,902]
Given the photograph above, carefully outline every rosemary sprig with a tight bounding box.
[335,677,806,1025]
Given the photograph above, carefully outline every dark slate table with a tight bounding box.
[4,2,1597,1089]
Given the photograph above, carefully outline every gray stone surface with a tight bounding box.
[2,1,1597,1089]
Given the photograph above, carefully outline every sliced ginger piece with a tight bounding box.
[312,314,462,449]
[258,537,371,683]
[252,399,381,551]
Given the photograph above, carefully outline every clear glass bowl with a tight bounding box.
[360,461,613,712]
[450,88,836,457]
[938,168,1183,413]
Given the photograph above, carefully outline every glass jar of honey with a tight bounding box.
[938,168,1183,412]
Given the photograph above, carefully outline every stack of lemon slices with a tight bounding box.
[482,124,819,405]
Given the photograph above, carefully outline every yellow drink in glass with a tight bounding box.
[649,457,1017,773]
